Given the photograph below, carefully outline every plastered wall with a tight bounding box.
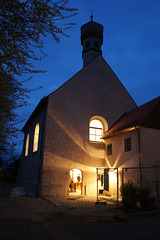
[41,56,136,197]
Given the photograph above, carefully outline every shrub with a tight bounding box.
[120,181,139,212]
[121,182,156,212]
[138,186,156,211]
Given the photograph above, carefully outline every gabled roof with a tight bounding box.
[47,55,136,105]
[22,55,137,132]
[102,96,160,139]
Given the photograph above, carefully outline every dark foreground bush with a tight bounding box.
[121,181,156,212]
[120,181,138,212]
[139,187,156,211]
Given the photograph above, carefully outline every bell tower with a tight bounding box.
[81,15,103,67]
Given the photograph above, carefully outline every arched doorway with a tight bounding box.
[69,169,82,195]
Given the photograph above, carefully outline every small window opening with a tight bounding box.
[124,138,131,152]
[94,41,99,48]
[107,144,112,155]
[85,41,90,48]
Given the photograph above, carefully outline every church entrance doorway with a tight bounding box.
[69,169,82,195]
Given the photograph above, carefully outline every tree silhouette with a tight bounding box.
[0,0,78,153]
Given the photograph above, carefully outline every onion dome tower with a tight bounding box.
[81,14,103,67]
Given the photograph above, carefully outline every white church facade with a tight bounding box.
[17,17,160,198]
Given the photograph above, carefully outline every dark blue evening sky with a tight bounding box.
[16,0,160,154]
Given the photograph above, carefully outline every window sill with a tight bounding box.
[89,141,105,149]
[33,150,38,154]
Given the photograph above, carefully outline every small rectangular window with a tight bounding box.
[107,144,112,155]
[94,41,99,48]
[85,41,90,48]
[124,138,131,152]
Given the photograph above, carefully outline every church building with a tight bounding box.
[17,16,160,198]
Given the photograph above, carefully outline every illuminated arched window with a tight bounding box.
[33,123,40,152]
[89,119,103,142]
[25,134,29,157]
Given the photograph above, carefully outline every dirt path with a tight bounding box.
[0,196,160,240]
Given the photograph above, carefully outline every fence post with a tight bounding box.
[117,168,119,209]
[96,168,98,203]
[122,168,124,189]
[155,166,159,202]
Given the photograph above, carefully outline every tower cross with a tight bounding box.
[89,10,94,21]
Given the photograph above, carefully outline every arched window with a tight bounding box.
[25,134,29,157]
[33,123,40,152]
[89,119,103,142]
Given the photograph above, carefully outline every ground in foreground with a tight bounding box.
[0,196,160,240]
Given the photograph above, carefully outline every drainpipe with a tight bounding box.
[136,127,142,188]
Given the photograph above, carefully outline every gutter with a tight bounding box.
[102,125,140,139]
[135,127,142,188]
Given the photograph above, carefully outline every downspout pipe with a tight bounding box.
[136,127,142,188]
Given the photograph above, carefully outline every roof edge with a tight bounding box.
[22,96,48,132]
[102,125,140,139]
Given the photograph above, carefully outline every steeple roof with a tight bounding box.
[81,17,104,67]
[81,17,103,45]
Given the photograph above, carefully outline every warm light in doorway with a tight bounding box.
[69,169,82,182]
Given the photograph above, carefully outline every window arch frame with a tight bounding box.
[89,119,103,143]
[89,116,108,143]
[25,134,29,157]
[33,123,40,152]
